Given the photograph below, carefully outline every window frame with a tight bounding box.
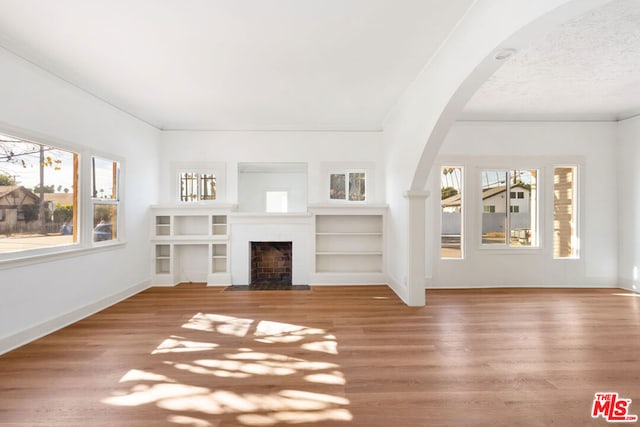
[553,164,580,259]
[91,155,121,245]
[0,125,127,266]
[176,168,220,204]
[328,169,367,203]
[478,168,542,251]
[440,165,464,260]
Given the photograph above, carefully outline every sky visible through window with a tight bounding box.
[0,133,75,192]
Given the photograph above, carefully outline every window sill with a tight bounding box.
[476,246,544,255]
[0,241,127,271]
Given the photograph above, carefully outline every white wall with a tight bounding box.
[0,47,160,353]
[427,121,617,287]
[381,0,607,304]
[617,116,640,293]
[158,131,384,206]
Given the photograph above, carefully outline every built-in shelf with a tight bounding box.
[212,215,227,236]
[211,243,227,273]
[151,207,231,286]
[155,244,171,274]
[174,215,208,236]
[314,214,384,274]
[155,216,171,236]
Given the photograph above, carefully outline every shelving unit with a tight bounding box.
[155,216,171,236]
[211,243,227,273]
[212,215,227,236]
[151,206,232,286]
[174,215,208,236]
[314,214,384,274]
[155,244,171,274]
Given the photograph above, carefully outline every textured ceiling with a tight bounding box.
[0,0,473,131]
[461,0,640,121]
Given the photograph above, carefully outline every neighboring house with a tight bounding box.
[481,184,530,214]
[43,193,74,207]
[440,184,532,235]
[0,186,40,228]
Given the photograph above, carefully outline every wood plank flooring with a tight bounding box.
[1,285,639,426]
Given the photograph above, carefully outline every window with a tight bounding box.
[179,171,216,202]
[441,166,462,259]
[481,169,538,247]
[330,171,366,201]
[0,132,78,254]
[554,166,578,258]
[92,156,119,243]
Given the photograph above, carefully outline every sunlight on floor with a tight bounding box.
[152,336,219,354]
[103,313,352,425]
[182,313,254,337]
[167,415,213,427]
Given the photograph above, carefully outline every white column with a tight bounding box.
[404,190,430,306]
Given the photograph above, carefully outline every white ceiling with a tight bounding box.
[0,0,474,131]
[461,0,640,122]
[2,1,636,131]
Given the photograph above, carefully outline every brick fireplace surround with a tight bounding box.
[250,241,292,285]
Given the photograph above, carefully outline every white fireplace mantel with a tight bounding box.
[229,212,314,285]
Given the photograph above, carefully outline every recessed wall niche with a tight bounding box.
[237,162,308,213]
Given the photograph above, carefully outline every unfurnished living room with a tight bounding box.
[1,1,640,426]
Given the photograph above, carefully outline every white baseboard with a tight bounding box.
[0,280,151,356]
[309,272,387,285]
[618,278,640,293]
[426,283,621,289]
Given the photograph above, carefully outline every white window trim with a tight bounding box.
[552,164,581,260]
[478,168,542,251]
[440,165,464,260]
[435,155,584,260]
[172,162,227,204]
[0,122,127,264]
[89,153,124,246]
[328,169,367,203]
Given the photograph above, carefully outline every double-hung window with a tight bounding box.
[91,156,120,243]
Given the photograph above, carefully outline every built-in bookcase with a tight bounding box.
[310,206,387,284]
[314,213,384,275]
[151,207,231,286]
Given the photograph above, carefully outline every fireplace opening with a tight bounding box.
[250,241,292,285]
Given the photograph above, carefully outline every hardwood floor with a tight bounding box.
[1,285,639,426]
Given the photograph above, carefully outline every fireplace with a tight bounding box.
[250,241,292,285]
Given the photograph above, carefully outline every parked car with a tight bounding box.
[93,223,113,242]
